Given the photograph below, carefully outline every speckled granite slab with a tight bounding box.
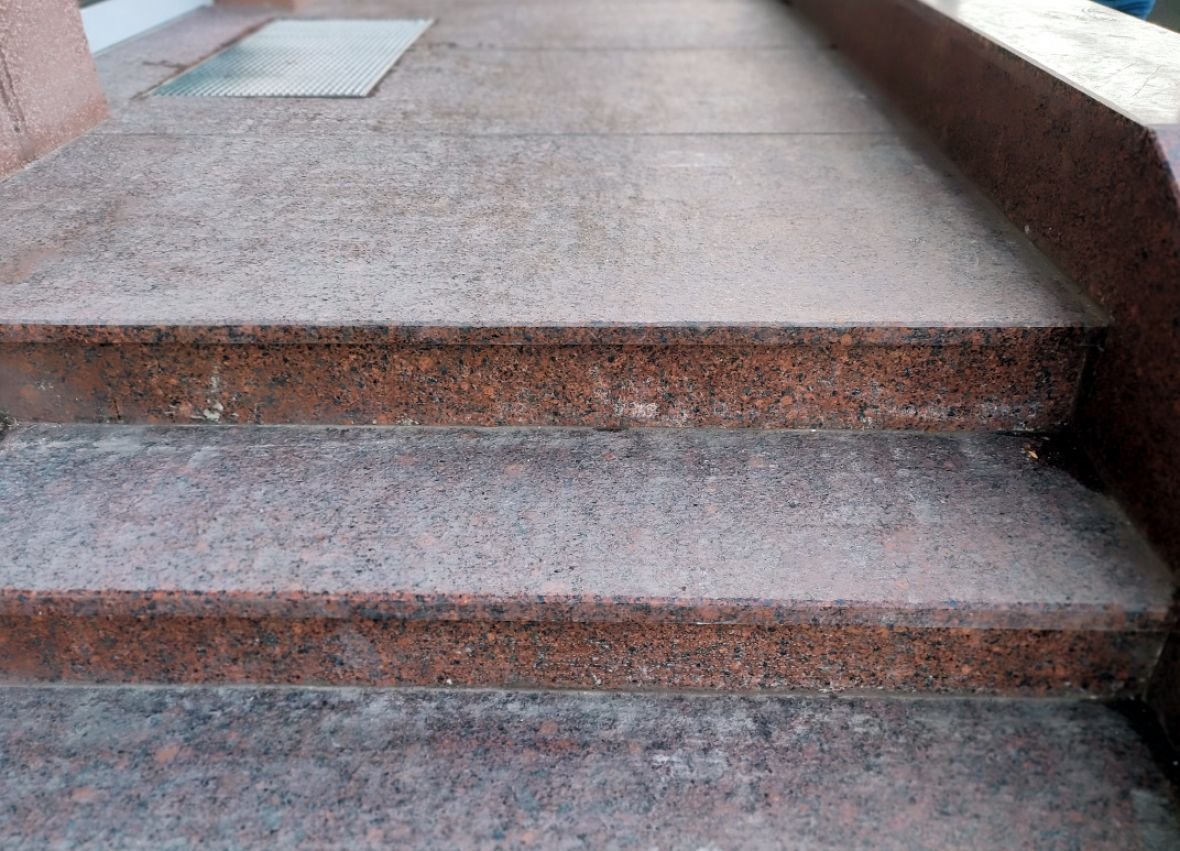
[786,0,1180,744]
[0,425,1171,694]
[0,132,1100,429]
[0,0,1103,429]
[0,686,1176,850]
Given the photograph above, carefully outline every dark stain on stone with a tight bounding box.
[1108,698,1180,791]
[1018,429,1108,493]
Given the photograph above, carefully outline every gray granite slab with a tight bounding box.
[0,686,1176,850]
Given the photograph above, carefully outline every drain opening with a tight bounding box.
[155,19,433,98]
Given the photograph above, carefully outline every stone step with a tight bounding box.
[1,685,1177,849]
[0,1,1104,430]
[0,129,1102,431]
[0,424,1171,694]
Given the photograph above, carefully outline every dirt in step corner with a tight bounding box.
[1017,429,1107,493]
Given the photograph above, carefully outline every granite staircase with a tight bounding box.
[0,0,1176,847]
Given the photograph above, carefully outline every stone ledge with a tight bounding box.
[791,0,1180,746]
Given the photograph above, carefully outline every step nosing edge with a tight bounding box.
[2,589,1170,632]
[0,322,1105,347]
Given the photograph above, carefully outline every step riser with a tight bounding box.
[1,614,1161,696]
[0,334,1091,428]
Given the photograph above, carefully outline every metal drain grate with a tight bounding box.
[155,19,432,98]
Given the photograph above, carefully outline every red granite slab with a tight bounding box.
[1,686,1177,849]
[791,0,1180,755]
[2,614,1164,696]
[0,3,1103,429]
[0,329,1093,429]
[0,131,1099,434]
[0,425,1171,694]
[792,0,1180,553]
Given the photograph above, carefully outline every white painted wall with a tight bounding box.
[81,0,212,53]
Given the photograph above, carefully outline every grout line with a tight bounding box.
[89,129,903,139]
[415,44,825,52]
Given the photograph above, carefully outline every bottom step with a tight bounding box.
[0,425,1173,694]
[0,686,1177,849]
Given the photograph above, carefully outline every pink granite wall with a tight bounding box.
[0,0,107,178]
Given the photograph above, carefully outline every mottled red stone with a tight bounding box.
[0,615,1163,697]
[0,330,1094,429]
[0,5,1104,429]
[0,0,107,177]
[2,425,1174,631]
[2,0,1173,737]
[793,0,1180,560]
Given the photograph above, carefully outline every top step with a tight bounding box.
[0,1,1103,429]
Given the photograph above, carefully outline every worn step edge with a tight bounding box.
[0,322,1105,347]
[0,612,1166,696]
[0,325,1098,429]
[0,589,1171,632]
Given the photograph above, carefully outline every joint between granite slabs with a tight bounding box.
[0,323,1103,347]
[0,681,1142,705]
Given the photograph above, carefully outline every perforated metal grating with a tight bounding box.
[155,19,433,98]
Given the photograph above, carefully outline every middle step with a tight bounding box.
[0,425,1172,695]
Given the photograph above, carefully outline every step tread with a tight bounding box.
[1,685,1176,850]
[0,425,1170,630]
[0,0,1102,345]
[0,134,1099,345]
